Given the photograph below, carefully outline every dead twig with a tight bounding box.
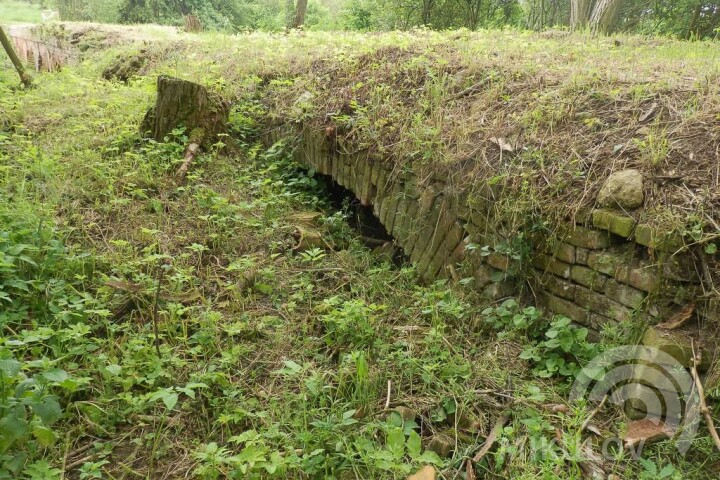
[580,393,608,433]
[691,340,720,453]
[472,413,510,462]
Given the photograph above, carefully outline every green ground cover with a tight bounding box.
[0,25,719,479]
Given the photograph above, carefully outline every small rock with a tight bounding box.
[427,435,453,458]
[598,169,644,210]
[393,406,417,422]
[407,465,436,480]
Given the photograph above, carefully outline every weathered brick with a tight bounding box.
[532,254,571,278]
[574,286,633,322]
[424,228,463,280]
[632,362,694,393]
[541,274,576,300]
[567,226,610,249]
[635,224,685,252]
[487,252,514,272]
[570,265,607,292]
[605,280,646,309]
[641,328,710,369]
[575,247,589,265]
[662,255,698,282]
[615,264,660,293]
[551,242,576,264]
[542,292,589,325]
[587,251,622,276]
[592,209,636,238]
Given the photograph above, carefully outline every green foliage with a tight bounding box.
[483,300,599,379]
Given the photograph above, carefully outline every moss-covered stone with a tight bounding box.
[605,280,646,309]
[575,285,633,322]
[587,251,622,276]
[542,292,589,325]
[615,264,659,293]
[570,265,607,292]
[532,254,571,278]
[635,224,685,252]
[641,328,709,369]
[592,209,636,238]
[567,227,610,249]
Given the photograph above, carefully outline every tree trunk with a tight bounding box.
[687,1,703,39]
[570,0,592,30]
[0,26,32,88]
[292,0,308,28]
[589,0,623,34]
[141,76,228,145]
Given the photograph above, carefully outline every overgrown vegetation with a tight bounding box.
[9,0,720,37]
[1,23,720,480]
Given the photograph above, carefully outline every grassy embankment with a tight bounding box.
[0,25,719,479]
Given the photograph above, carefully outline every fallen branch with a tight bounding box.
[472,412,510,463]
[176,128,205,182]
[691,340,720,453]
[0,26,32,88]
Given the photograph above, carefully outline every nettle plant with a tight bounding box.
[482,299,598,378]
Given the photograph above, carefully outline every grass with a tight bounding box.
[0,25,719,479]
[0,1,42,23]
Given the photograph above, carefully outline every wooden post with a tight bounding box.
[0,26,32,88]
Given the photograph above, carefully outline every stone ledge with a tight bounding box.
[592,209,636,238]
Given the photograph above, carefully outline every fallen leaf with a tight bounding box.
[408,465,436,480]
[489,137,514,153]
[623,419,675,448]
[657,304,695,330]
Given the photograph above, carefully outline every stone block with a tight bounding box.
[570,265,607,292]
[567,226,611,249]
[592,209,636,238]
[605,280,646,309]
[417,212,457,279]
[574,286,633,322]
[552,242,576,264]
[541,274,576,300]
[662,255,697,282]
[623,383,676,419]
[587,251,622,276]
[635,224,685,252]
[487,252,514,272]
[427,226,465,280]
[615,264,659,293]
[632,362,694,394]
[532,254,571,278]
[576,247,589,265]
[641,327,710,370]
[542,292,589,325]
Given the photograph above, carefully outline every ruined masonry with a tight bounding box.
[269,127,715,340]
